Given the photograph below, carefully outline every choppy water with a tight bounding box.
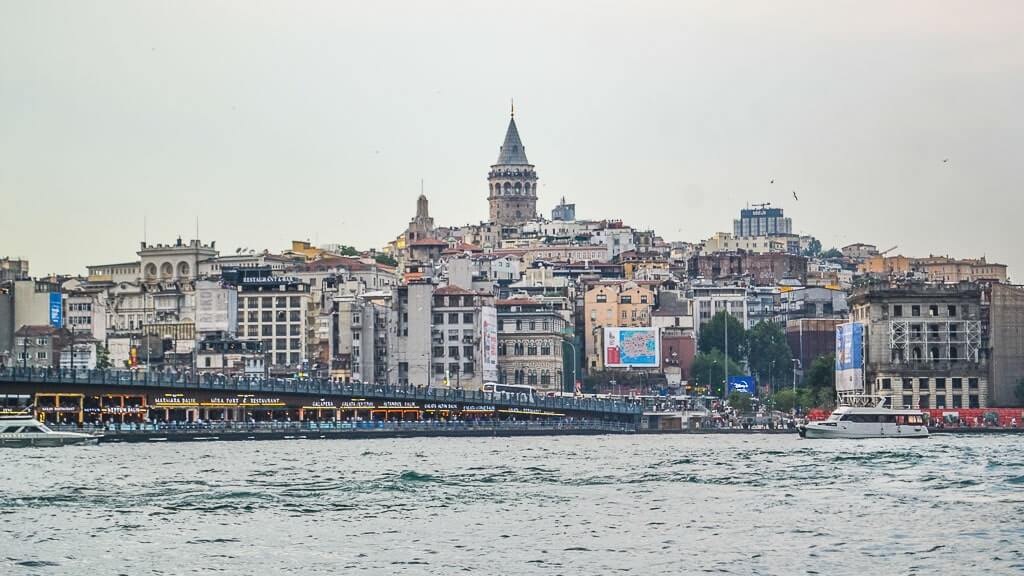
[1,434,1022,575]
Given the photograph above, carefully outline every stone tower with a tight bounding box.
[488,111,538,225]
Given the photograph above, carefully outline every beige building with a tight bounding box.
[583,280,657,372]
[859,254,1008,283]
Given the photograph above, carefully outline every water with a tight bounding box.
[1,434,1022,575]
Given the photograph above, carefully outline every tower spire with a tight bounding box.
[511,98,514,118]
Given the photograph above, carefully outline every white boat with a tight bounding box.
[0,414,100,447]
[799,395,929,439]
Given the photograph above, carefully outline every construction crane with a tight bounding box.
[879,245,898,256]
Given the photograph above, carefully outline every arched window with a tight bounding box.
[514,182,522,195]
[950,347,959,362]
[912,347,922,361]
[540,370,551,386]
[528,370,538,385]
[503,182,512,195]
[145,263,157,279]
[929,346,940,361]
[177,261,190,278]
[160,262,173,278]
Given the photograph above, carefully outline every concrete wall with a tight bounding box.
[989,284,1024,407]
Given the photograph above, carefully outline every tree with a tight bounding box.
[728,391,752,414]
[691,349,745,397]
[374,254,398,267]
[804,354,836,393]
[820,247,843,259]
[697,310,747,363]
[771,389,797,413]
[1015,378,1024,404]
[95,344,112,370]
[802,238,822,257]
[746,321,793,391]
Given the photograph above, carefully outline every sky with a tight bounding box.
[1,0,1022,278]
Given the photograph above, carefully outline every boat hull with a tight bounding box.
[800,424,929,439]
[0,434,99,447]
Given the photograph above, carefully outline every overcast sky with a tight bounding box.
[1,1,1021,278]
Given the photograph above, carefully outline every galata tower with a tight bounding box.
[488,109,538,225]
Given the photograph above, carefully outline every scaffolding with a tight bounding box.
[888,320,981,362]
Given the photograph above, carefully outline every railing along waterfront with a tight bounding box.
[0,366,642,416]
[49,419,636,435]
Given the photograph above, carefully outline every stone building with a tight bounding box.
[849,282,988,409]
[488,111,538,225]
[496,295,568,392]
[985,283,1024,407]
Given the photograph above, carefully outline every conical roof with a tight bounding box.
[495,117,530,165]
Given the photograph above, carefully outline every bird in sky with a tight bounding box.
[943,158,949,163]
[770,178,775,184]
[792,190,799,201]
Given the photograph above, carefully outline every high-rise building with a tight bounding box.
[488,110,538,225]
[733,206,792,237]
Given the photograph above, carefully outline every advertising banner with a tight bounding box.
[835,322,865,392]
[49,292,63,328]
[604,327,659,368]
[480,306,498,382]
[195,281,238,335]
[727,375,756,395]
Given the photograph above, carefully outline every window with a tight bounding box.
[36,351,47,360]
[463,313,473,324]
[596,294,607,303]
[289,311,301,322]
[262,326,273,336]
[276,353,287,365]
[275,338,287,350]
[448,330,459,342]
[902,378,913,391]
[969,377,979,389]
[290,339,300,350]
[261,311,272,322]
[289,353,300,365]
[952,396,963,408]
[968,395,980,408]
[463,363,474,374]
[918,378,929,391]
[620,295,632,304]
[515,320,522,331]
[929,305,939,317]
[527,344,537,356]
[935,377,946,390]
[290,296,300,308]
[204,357,212,367]
[247,326,258,337]
[434,364,445,375]
[935,395,946,408]
[881,378,892,390]
[433,314,443,325]
[911,305,920,317]
[893,305,903,318]
[902,395,913,408]
[262,297,272,308]
[641,295,648,304]
[290,325,300,336]
[952,378,962,390]
[352,332,360,341]
[448,346,459,358]
[448,313,459,324]
[541,344,551,355]
[276,297,287,308]
[529,321,536,330]
[498,342,506,356]
[947,305,957,317]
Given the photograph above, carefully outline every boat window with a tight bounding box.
[1,426,22,433]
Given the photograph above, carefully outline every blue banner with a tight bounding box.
[727,376,756,395]
[49,292,63,328]
[835,322,864,392]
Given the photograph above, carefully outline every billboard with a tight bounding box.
[195,281,238,335]
[480,306,498,382]
[49,292,63,328]
[835,322,865,392]
[728,375,756,395]
[604,327,659,368]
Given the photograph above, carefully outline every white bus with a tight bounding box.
[482,383,536,396]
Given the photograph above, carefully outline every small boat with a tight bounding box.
[0,414,100,447]
[799,394,929,439]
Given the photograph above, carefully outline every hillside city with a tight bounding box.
[2,112,1021,413]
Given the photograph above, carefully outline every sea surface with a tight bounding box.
[1,433,1022,575]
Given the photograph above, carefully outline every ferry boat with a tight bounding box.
[799,394,929,439]
[0,414,100,447]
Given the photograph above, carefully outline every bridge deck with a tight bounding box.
[0,367,641,417]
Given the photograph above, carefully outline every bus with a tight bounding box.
[482,383,536,397]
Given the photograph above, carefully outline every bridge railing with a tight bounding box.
[49,419,636,435]
[0,366,642,416]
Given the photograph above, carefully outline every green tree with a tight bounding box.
[692,349,745,396]
[374,254,398,267]
[697,310,747,363]
[771,389,796,413]
[746,321,793,390]
[95,344,112,370]
[335,245,361,256]
[819,247,843,259]
[802,238,822,257]
[727,391,753,414]
[1015,378,1024,404]
[804,354,836,393]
